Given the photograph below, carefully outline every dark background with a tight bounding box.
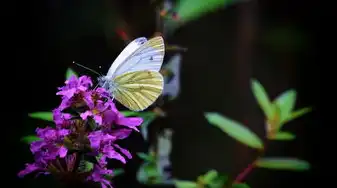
[7,0,328,187]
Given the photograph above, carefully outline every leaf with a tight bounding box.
[65,68,78,79]
[78,160,94,172]
[28,112,53,121]
[175,0,234,23]
[173,180,198,188]
[232,183,251,188]
[121,111,139,117]
[274,89,297,124]
[282,107,312,125]
[205,112,264,149]
[208,175,228,188]
[137,152,154,162]
[21,135,40,144]
[112,168,124,177]
[270,132,296,141]
[256,158,310,171]
[203,170,218,183]
[251,79,274,119]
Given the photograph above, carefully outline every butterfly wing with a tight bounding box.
[106,37,148,77]
[112,70,164,111]
[108,36,165,78]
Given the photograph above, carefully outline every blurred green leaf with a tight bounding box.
[175,0,235,23]
[208,174,228,188]
[203,170,218,183]
[282,107,312,125]
[21,135,40,144]
[256,158,310,171]
[232,183,251,188]
[137,152,155,162]
[274,90,297,125]
[65,68,78,79]
[205,112,263,149]
[173,180,198,188]
[271,132,296,141]
[112,168,124,177]
[78,160,94,172]
[28,112,53,121]
[121,111,139,117]
[137,162,161,184]
[251,79,274,119]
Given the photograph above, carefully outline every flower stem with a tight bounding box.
[232,146,266,185]
[233,160,257,183]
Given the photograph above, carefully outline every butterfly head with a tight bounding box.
[97,76,117,92]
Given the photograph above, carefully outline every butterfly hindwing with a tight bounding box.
[110,36,165,77]
[112,70,164,111]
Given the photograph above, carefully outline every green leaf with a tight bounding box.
[137,152,154,162]
[65,68,78,79]
[274,89,297,124]
[256,158,310,171]
[173,180,198,188]
[251,79,274,119]
[203,170,218,183]
[121,111,139,117]
[112,168,124,177]
[270,132,296,141]
[175,0,234,23]
[28,112,53,121]
[205,112,264,149]
[208,175,228,188]
[78,160,94,172]
[232,183,251,188]
[21,135,40,144]
[282,107,312,125]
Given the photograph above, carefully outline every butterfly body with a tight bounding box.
[98,36,165,111]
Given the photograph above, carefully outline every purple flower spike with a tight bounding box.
[19,75,145,188]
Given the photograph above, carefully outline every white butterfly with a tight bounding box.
[98,36,165,111]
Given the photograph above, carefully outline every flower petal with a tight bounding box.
[58,146,68,158]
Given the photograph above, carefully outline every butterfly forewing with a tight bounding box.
[111,36,165,77]
[112,70,164,111]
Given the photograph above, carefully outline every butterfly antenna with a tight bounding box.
[73,61,102,76]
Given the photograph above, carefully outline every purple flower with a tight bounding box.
[53,108,72,127]
[56,75,92,98]
[109,129,132,140]
[30,127,70,162]
[18,162,49,178]
[87,165,113,188]
[80,100,110,125]
[19,75,144,188]
[87,131,129,164]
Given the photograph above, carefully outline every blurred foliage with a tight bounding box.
[262,26,308,53]
[28,112,53,122]
[205,112,264,149]
[174,0,238,24]
[256,158,310,171]
[203,79,311,186]
[65,68,78,79]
